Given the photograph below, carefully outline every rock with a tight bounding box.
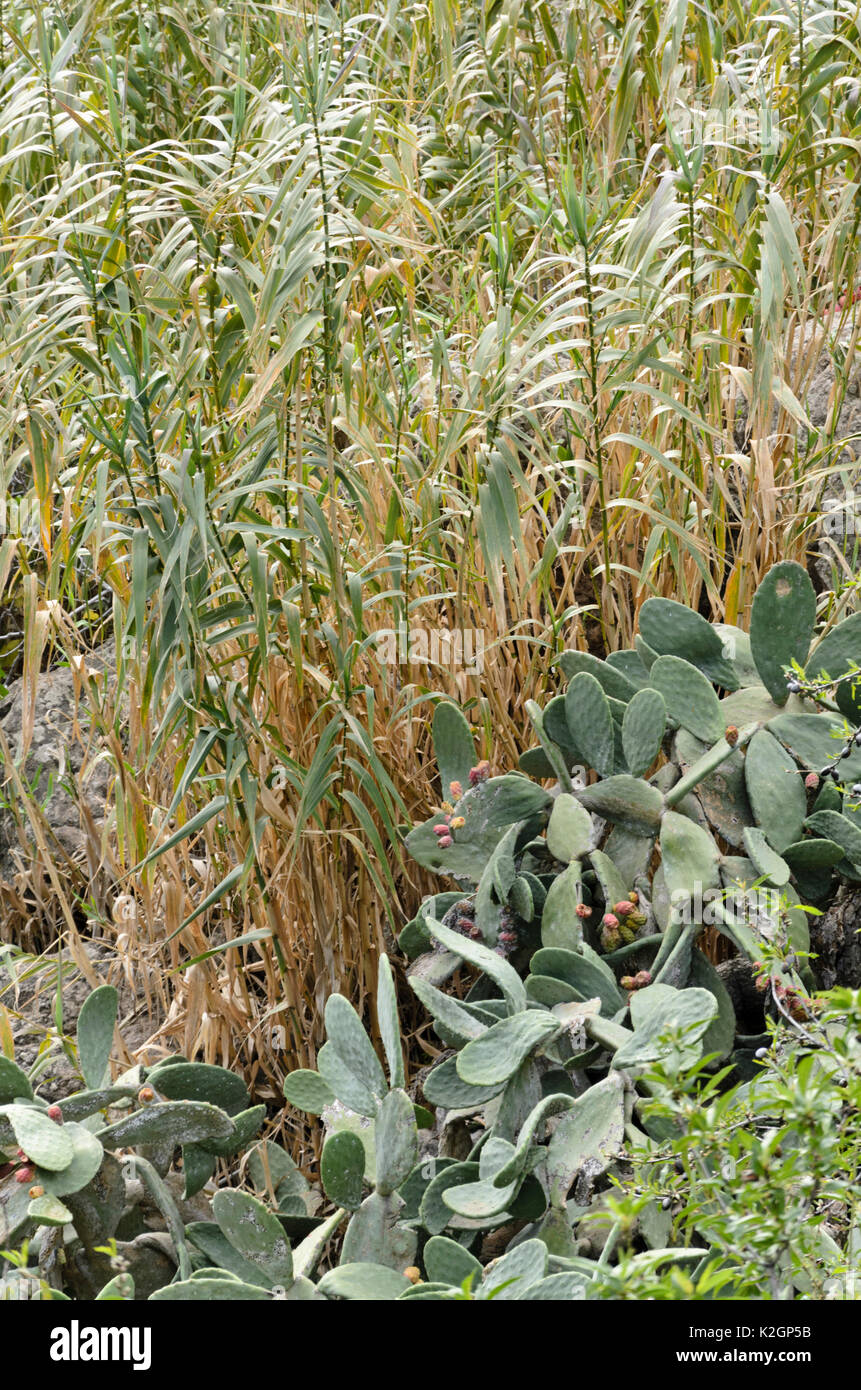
[63,1231,177,1301]
[0,642,116,879]
[808,883,861,990]
[4,940,158,1100]
[716,956,767,1034]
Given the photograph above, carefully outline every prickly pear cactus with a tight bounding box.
[400,560,861,1083]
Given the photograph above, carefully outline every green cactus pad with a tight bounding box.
[424,1235,483,1288]
[324,994,388,1101]
[9,1106,74,1171]
[145,1061,250,1116]
[28,1193,73,1227]
[782,839,843,879]
[479,1238,549,1298]
[419,1161,482,1234]
[151,1278,272,1300]
[660,810,721,901]
[96,1273,135,1301]
[375,1088,419,1195]
[612,984,718,1069]
[540,861,583,951]
[545,1073,625,1207]
[57,1085,141,1123]
[634,633,660,671]
[481,776,554,827]
[282,1069,336,1115]
[442,1138,520,1219]
[673,727,752,849]
[557,650,639,701]
[518,745,558,778]
[749,562,816,703]
[426,916,526,1012]
[340,1189,417,1269]
[621,687,667,776]
[526,975,581,1006]
[317,1043,379,1119]
[36,1123,103,1197]
[544,694,584,763]
[565,672,615,777]
[606,648,653,689]
[530,945,625,1015]
[432,701,476,798]
[404,814,507,880]
[806,611,861,720]
[377,955,405,1090]
[518,1271,593,1300]
[212,1189,294,1285]
[638,597,738,687]
[318,1262,412,1301]
[97,1100,233,1150]
[742,826,790,886]
[744,728,807,852]
[321,1131,366,1210]
[576,775,663,835]
[77,986,118,1091]
[607,827,655,889]
[62,1152,125,1249]
[0,1169,33,1248]
[411,975,488,1047]
[719,685,787,725]
[712,624,761,687]
[422,1055,507,1109]
[491,1094,579,1190]
[804,809,861,865]
[649,655,724,743]
[181,1144,217,1199]
[0,1058,33,1104]
[198,1104,266,1158]
[767,713,861,779]
[509,875,534,921]
[406,776,551,880]
[546,792,593,862]
[455,1013,560,1086]
[589,848,630,915]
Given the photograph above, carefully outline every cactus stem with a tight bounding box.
[664,722,760,808]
